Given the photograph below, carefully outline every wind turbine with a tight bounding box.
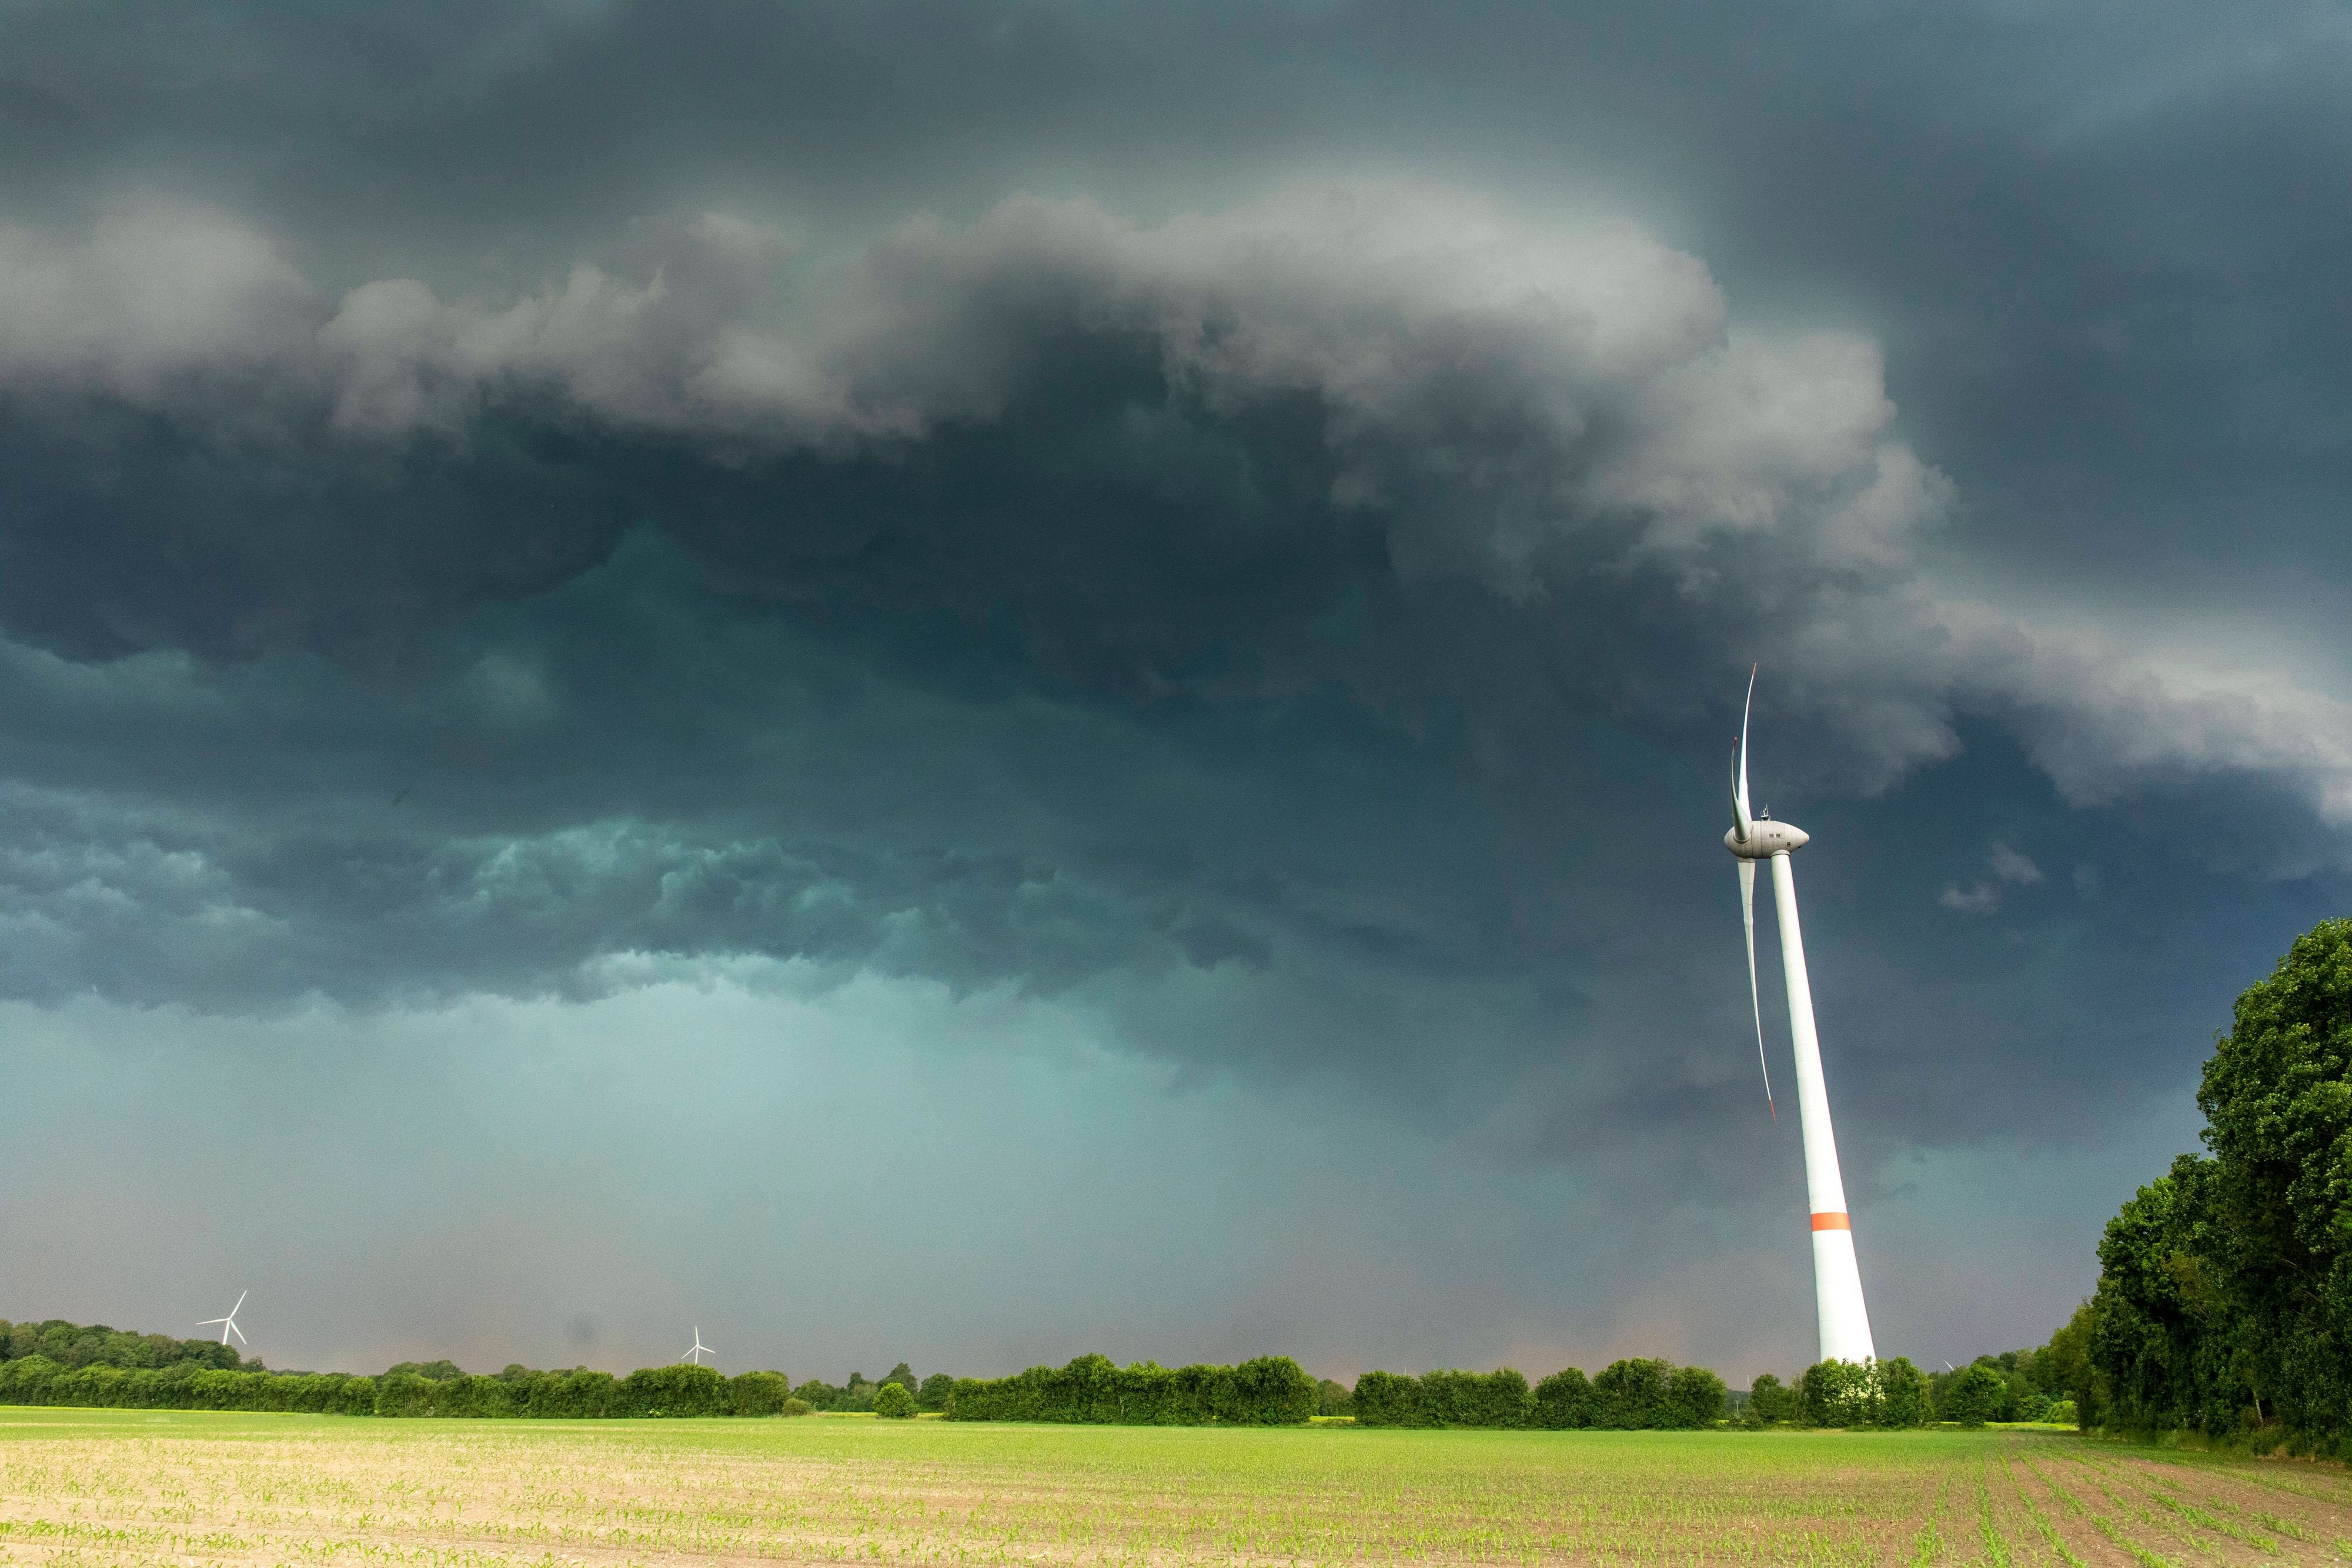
[1726,668,1876,1366]
[682,1327,714,1366]
[198,1291,249,1349]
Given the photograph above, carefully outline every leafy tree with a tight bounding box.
[916,1372,957,1412]
[791,1379,840,1410]
[1940,1364,2007,1426]
[384,1359,465,1382]
[2039,1302,2101,1425]
[2093,1155,2249,1434]
[875,1381,917,1418]
[1746,1373,1796,1425]
[1314,1378,1352,1416]
[1666,1366,1726,1426]
[883,1362,918,1396]
[1872,1358,1933,1427]
[2187,916,2352,1439]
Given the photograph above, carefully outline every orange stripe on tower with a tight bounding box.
[1810,1211,1850,1231]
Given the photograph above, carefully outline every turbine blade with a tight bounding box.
[1740,859,1775,1119]
[231,1291,247,1315]
[1733,665,1756,841]
[229,1322,248,1345]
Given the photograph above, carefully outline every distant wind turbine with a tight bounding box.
[682,1327,714,1366]
[1726,667,1877,1366]
[198,1290,249,1348]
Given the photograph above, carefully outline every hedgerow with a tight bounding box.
[0,1352,794,1417]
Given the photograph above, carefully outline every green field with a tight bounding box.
[3,1407,2347,1566]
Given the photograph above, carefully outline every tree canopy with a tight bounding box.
[2088,916,2352,1447]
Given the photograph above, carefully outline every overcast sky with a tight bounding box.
[2,0,2347,1386]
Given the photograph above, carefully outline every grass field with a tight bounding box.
[4,1409,2350,1566]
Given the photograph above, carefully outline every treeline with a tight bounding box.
[0,1354,799,1417]
[2072,918,2352,1455]
[2,1319,249,1373]
[944,1354,1318,1424]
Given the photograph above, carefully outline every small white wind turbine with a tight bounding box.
[198,1290,249,1348]
[682,1326,714,1366]
[1726,667,1877,1366]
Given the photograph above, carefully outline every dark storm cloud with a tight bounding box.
[2,177,2345,823]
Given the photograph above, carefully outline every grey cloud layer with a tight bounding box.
[4,185,2347,840]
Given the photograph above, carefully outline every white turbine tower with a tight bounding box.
[1726,669,1876,1366]
[198,1291,249,1349]
[682,1328,714,1366]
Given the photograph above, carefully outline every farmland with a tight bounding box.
[3,1409,2349,1566]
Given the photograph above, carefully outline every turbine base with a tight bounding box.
[1811,1226,1876,1365]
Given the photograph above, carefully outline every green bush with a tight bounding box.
[1746,1373,1797,1425]
[947,1354,1316,1425]
[1531,1368,1595,1429]
[727,1370,794,1416]
[1349,1370,1428,1427]
[1939,1364,2007,1426]
[1593,1359,1678,1428]
[2044,1399,2079,1426]
[1351,1369,1531,1428]
[1354,1360,1730,1430]
[1799,1359,1873,1426]
[1789,1358,1933,1427]
[875,1381,917,1418]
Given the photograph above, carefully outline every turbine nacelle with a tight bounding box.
[1725,820,1809,858]
[1726,667,1809,859]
